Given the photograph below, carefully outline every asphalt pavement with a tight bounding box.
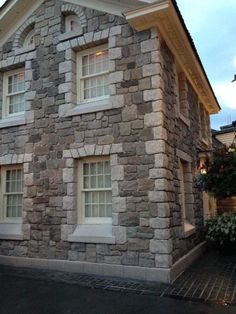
[0,269,235,314]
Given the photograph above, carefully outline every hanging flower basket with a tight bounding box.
[196,145,236,201]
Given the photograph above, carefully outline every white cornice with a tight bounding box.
[0,0,152,45]
[0,0,44,46]
[66,0,150,16]
[124,1,220,114]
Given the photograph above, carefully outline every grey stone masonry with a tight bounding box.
[0,0,211,281]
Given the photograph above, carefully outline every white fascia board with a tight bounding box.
[0,0,44,46]
[124,1,169,20]
[66,0,151,16]
[0,0,18,21]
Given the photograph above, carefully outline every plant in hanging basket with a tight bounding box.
[196,146,236,199]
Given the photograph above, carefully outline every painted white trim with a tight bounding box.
[2,67,25,119]
[65,0,148,17]
[66,98,111,117]
[77,44,109,104]
[0,113,26,129]
[0,165,23,222]
[0,0,44,46]
[183,221,196,238]
[78,156,112,225]
[0,222,23,240]
[68,224,115,244]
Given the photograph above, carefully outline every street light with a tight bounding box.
[232,75,236,83]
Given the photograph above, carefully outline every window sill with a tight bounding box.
[68,224,115,244]
[201,138,209,146]
[59,31,83,42]
[183,221,196,238]
[0,113,26,129]
[0,222,23,240]
[65,98,112,117]
[179,113,190,127]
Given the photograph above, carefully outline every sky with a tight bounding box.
[0,0,235,129]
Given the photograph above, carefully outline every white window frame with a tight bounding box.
[23,29,35,48]
[76,44,109,105]
[0,165,23,223]
[2,68,25,119]
[78,156,112,225]
[179,160,186,222]
[199,103,208,142]
[178,158,196,237]
[65,15,82,33]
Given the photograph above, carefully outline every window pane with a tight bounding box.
[6,194,22,218]
[83,74,109,100]
[8,72,25,94]
[9,94,25,114]
[82,160,111,219]
[84,190,112,218]
[82,49,108,77]
[85,204,92,217]
[6,169,23,193]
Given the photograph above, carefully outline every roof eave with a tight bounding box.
[124,0,221,114]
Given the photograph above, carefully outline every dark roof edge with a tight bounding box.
[0,0,11,12]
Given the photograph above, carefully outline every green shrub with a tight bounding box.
[205,213,236,245]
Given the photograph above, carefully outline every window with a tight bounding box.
[23,29,34,48]
[65,15,82,33]
[0,166,23,222]
[78,157,112,224]
[2,68,25,118]
[77,45,109,104]
[200,103,207,140]
[175,63,189,121]
[179,160,187,222]
[178,159,195,235]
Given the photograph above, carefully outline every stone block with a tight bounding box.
[145,140,166,154]
[141,38,159,53]
[111,165,124,181]
[109,71,123,84]
[109,47,122,60]
[144,112,163,127]
[154,154,169,168]
[121,252,138,265]
[128,238,149,251]
[112,197,126,213]
[154,229,172,240]
[149,191,169,202]
[119,212,139,226]
[150,217,170,229]
[113,226,127,244]
[121,105,137,122]
[150,239,173,254]
[155,254,173,268]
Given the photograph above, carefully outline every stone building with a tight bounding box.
[0,0,220,283]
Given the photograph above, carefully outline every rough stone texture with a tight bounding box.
[0,0,211,273]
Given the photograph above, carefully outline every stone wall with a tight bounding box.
[0,0,210,273]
